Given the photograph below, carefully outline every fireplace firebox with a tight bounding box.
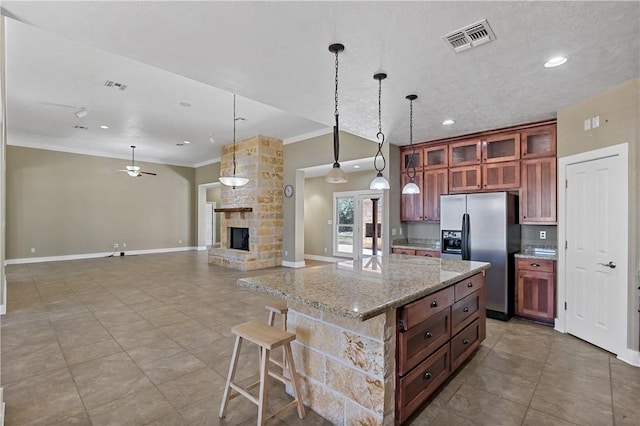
[229,227,249,251]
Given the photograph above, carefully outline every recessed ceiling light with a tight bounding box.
[442,119,455,126]
[544,56,567,68]
[179,102,192,107]
[183,140,191,144]
[354,165,361,169]
[100,125,109,129]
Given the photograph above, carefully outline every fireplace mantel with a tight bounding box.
[214,207,253,219]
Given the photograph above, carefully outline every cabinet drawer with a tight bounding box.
[393,248,416,256]
[416,249,441,258]
[451,291,480,336]
[399,286,454,331]
[397,308,450,376]
[397,344,450,424]
[516,258,554,273]
[454,273,484,301]
[451,319,480,371]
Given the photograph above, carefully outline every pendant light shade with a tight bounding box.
[220,94,249,188]
[369,72,390,190]
[325,43,348,184]
[402,94,421,195]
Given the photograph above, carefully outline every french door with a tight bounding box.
[333,191,384,259]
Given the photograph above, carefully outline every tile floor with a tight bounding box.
[1,251,638,425]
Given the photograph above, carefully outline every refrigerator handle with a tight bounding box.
[461,213,470,260]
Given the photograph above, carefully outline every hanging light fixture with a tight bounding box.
[369,73,391,190]
[402,94,420,194]
[325,43,348,184]
[219,94,249,188]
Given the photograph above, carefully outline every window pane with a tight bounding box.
[337,225,353,253]
[337,197,354,225]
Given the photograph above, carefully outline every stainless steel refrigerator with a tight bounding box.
[440,192,520,320]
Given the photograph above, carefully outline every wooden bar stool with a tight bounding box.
[265,302,288,371]
[219,319,306,425]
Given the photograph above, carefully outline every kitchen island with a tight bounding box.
[237,254,490,425]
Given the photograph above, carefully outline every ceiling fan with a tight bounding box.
[116,145,157,177]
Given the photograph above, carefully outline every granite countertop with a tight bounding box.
[391,242,440,251]
[237,255,490,321]
[515,249,557,261]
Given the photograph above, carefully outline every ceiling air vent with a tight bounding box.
[104,80,127,91]
[442,19,496,53]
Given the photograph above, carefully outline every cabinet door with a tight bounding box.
[401,172,424,221]
[483,161,520,190]
[449,166,481,193]
[401,149,423,171]
[521,158,557,223]
[482,133,520,163]
[424,144,448,169]
[449,139,481,167]
[423,169,448,222]
[521,125,556,158]
[516,270,555,322]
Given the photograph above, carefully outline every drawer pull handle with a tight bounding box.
[467,282,473,288]
[463,307,469,313]
[424,331,432,339]
[424,253,432,257]
[430,301,438,308]
[401,251,408,255]
[423,372,432,381]
[463,339,470,345]
[531,263,540,267]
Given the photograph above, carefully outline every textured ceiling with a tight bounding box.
[3,1,639,167]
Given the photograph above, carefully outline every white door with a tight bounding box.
[205,202,215,246]
[333,191,384,259]
[565,154,627,355]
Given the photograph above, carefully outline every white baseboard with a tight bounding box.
[0,387,4,426]
[282,260,306,268]
[304,254,343,263]
[5,246,198,265]
[617,348,640,367]
[196,246,208,251]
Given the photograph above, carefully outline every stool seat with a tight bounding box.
[231,320,295,350]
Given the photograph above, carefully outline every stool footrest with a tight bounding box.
[229,383,259,406]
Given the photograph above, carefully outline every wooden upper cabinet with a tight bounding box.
[449,139,481,167]
[423,169,448,222]
[483,161,520,191]
[401,172,424,221]
[449,166,482,193]
[521,125,556,159]
[401,149,423,171]
[521,157,557,223]
[423,144,448,169]
[482,133,520,163]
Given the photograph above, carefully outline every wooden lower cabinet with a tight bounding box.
[515,258,555,324]
[392,248,416,255]
[416,249,440,258]
[396,273,486,424]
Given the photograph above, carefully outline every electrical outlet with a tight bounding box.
[392,228,396,236]
[178,240,182,244]
[30,247,36,254]
[284,250,288,256]
[113,243,119,249]
[539,231,547,240]
[584,118,591,131]
[399,228,403,235]
[592,115,600,128]
[122,243,126,248]
[324,247,327,253]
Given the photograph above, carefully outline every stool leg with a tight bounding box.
[219,335,243,419]
[257,347,270,426]
[284,343,306,419]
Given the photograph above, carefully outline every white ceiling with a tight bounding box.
[3,1,639,168]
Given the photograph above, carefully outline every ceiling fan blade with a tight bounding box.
[140,171,157,176]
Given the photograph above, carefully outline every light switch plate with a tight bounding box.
[584,118,591,131]
[592,115,600,128]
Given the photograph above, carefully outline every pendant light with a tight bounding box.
[325,43,348,184]
[369,73,391,190]
[402,94,420,194]
[219,93,249,188]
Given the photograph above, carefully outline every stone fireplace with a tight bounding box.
[208,135,283,271]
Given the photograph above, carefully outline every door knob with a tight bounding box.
[598,261,616,269]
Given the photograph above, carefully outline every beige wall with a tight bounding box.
[557,77,639,351]
[6,146,196,259]
[304,170,379,257]
[195,161,220,185]
[284,131,401,263]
